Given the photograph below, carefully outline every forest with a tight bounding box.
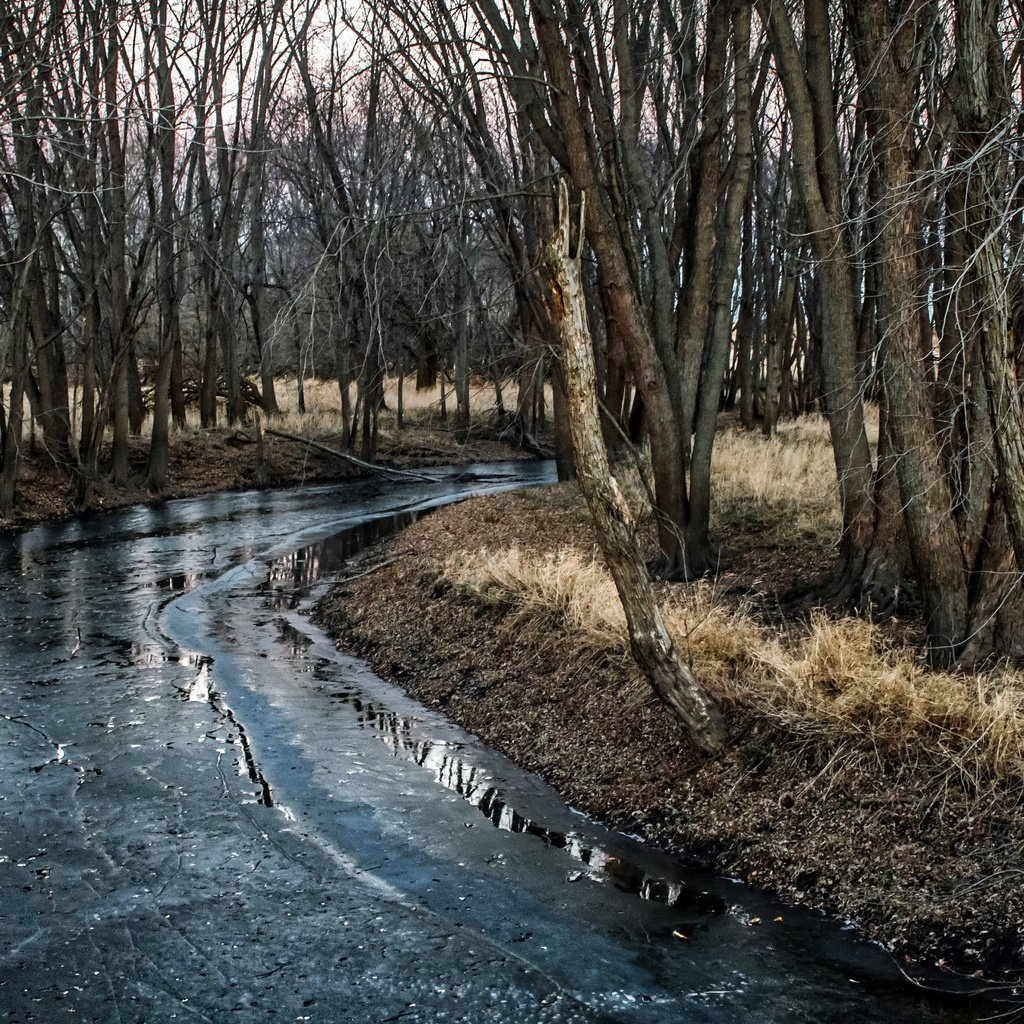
[2,0,1023,673]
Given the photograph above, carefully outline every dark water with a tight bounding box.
[0,464,994,1022]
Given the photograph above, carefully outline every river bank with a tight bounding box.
[0,375,543,536]
[3,465,977,1024]
[312,434,1024,992]
[7,400,1022,991]
[0,418,531,536]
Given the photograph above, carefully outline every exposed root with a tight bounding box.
[781,545,910,623]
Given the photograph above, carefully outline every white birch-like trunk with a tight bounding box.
[545,181,726,754]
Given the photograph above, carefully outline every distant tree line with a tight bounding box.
[2,0,1022,664]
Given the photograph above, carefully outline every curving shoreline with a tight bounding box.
[312,483,1024,994]
[8,433,1022,997]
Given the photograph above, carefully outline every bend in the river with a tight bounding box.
[0,464,980,1022]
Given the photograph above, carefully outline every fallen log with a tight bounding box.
[263,428,435,483]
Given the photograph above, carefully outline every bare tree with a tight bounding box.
[546,182,725,752]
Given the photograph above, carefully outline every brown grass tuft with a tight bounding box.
[754,614,1024,786]
[440,544,1024,795]
[443,547,632,672]
[710,419,840,547]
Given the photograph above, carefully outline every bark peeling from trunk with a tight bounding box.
[545,181,726,755]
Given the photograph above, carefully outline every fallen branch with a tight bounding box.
[338,558,397,585]
[493,413,555,459]
[507,429,555,460]
[264,428,434,482]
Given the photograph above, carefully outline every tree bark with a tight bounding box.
[956,0,1024,574]
[759,0,877,574]
[545,182,725,754]
[549,356,576,481]
[685,0,754,568]
[104,0,130,486]
[758,0,930,622]
[454,222,471,439]
[848,0,970,662]
[0,256,32,513]
[531,0,691,575]
[146,0,177,494]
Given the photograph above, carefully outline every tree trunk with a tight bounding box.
[147,19,176,496]
[760,0,879,591]
[170,319,186,429]
[336,300,353,445]
[79,289,97,465]
[295,322,306,415]
[0,347,25,514]
[28,251,72,466]
[676,0,730,446]
[550,356,576,481]
[685,1,754,570]
[546,182,725,754]
[396,353,405,429]
[105,0,130,487]
[849,0,969,662]
[531,0,691,576]
[956,0,1024,573]
[250,168,279,419]
[0,269,31,513]
[200,289,219,428]
[762,254,797,438]
[737,197,756,429]
[220,291,245,425]
[454,229,471,439]
[109,354,131,486]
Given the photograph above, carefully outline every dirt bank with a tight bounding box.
[313,482,1024,992]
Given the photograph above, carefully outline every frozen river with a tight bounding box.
[0,465,974,1022]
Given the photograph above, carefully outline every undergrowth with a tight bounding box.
[440,545,1024,801]
[710,418,840,546]
[76,375,521,455]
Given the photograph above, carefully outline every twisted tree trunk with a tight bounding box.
[956,0,1024,574]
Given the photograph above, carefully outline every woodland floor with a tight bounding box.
[313,479,1024,999]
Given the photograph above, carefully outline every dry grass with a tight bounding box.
[260,375,516,436]
[323,420,1024,980]
[442,547,634,670]
[748,616,1024,787]
[441,484,1024,798]
[9,374,527,450]
[167,376,515,439]
[710,417,840,546]
[709,410,882,551]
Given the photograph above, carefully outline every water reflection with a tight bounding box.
[276,619,313,656]
[128,644,209,669]
[326,687,724,915]
[185,654,273,807]
[260,512,418,609]
[156,571,206,592]
[258,503,724,916]
[189,657,212,702]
